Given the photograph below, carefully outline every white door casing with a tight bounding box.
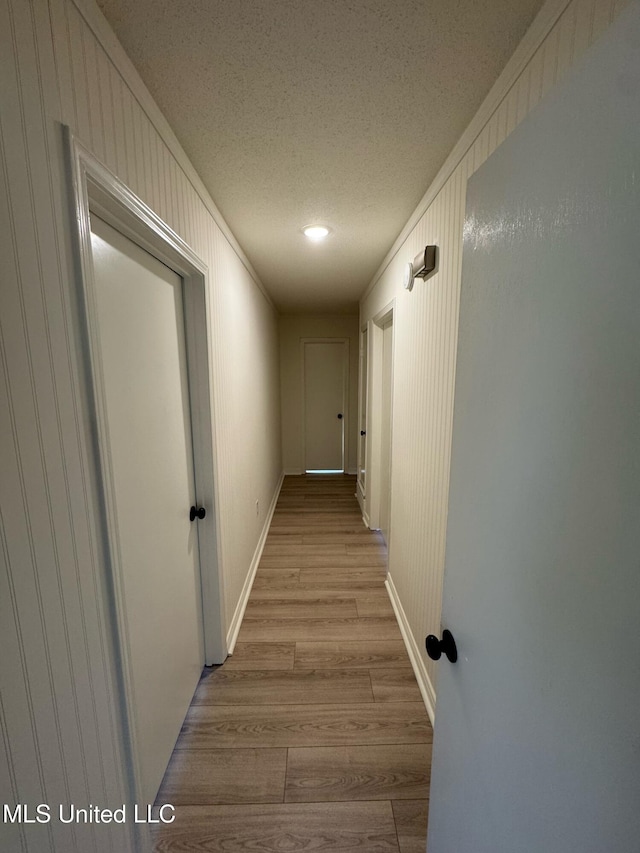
[366,304,394,535]
[302,339,348,473]
[427,7,640,852]
[67,132,225,818]
[357,326,368,499]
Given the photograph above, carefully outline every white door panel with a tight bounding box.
[304,341,347,472]
[91,216,204,804]
[427,7,640,852]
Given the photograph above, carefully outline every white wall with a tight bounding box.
[279,316,359,475]
[360,0,630,718]
[0,1,281,851]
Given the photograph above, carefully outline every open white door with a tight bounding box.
[427,7,640,852]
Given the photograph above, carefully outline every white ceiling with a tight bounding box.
[97,0,544,314]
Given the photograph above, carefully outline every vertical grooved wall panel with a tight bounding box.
[1,0,281,850]
[360,0,627,706]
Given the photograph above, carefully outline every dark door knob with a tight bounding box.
[425,629,457,663]
[360,430,366,436]
[337,413,343,419]
[190,505,206,521]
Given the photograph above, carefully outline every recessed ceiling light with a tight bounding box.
[303,225,330,242]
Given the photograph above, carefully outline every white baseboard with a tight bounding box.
[285,469,356,476]
[226,471,284,654]
[385,573,436,725]
[356,482,368,526]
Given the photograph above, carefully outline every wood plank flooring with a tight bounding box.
[153,475,432,852]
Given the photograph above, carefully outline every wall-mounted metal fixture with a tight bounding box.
[403,245,438,291]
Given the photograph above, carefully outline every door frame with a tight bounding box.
[65,129,226,803]
[366,301,395,535]
[300,337,349,473]
[356,322,369,519]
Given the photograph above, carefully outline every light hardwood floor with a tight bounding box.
[153,475,432,852]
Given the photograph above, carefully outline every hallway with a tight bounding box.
[152,475,432,851]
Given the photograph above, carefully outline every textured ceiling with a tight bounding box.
[97,0,544,313]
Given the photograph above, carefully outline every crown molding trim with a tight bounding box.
[360,0,573,303]
[70,0,276,311]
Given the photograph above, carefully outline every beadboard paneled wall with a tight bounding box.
[0,1,281,851]
[361,0,629,717]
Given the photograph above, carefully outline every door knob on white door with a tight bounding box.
[426,629,457,663]
[337,413,343,419]
[189,505,206,521]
